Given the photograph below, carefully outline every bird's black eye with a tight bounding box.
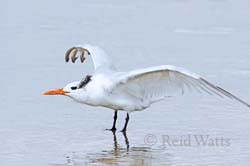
[71,86,77,90]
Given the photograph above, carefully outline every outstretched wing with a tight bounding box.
[112,65,250,108]
[65,44,116,71]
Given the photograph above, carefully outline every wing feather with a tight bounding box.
[112,65,250,108]
[65,44,116,71]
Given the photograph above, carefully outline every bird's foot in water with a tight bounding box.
[120,128,127,132]
[106,127,117,132]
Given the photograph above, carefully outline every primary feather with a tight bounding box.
[111,65,250,108]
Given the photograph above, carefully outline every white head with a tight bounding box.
[43,80,89,103]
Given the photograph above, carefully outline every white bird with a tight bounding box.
[43,44,250,132]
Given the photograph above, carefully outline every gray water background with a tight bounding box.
[1,0,250,165]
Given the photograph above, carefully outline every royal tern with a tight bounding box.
[43,44,250,132]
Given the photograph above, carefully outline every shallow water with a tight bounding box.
[1,0,250,165]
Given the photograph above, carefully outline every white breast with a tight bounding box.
[85,73,149,111]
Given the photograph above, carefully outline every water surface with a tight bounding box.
[1,0,250,165]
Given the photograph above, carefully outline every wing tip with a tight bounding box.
[199,78,250,110]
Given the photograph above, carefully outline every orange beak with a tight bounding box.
[42,88,69,95]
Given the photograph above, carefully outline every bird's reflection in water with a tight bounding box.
[64,131,171,166]
[112,131,129,154]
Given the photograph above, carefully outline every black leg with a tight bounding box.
[121,113,129,132]
[106,110,117,131]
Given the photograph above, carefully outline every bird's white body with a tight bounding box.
[64,71,150,111]
[55,44,250,113]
